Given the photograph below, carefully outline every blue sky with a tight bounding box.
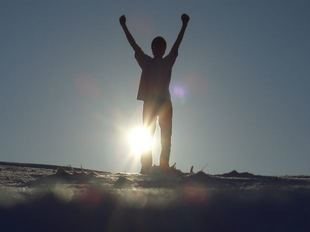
[0,0,309,175]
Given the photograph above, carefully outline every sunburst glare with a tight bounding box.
[127,126,154,157]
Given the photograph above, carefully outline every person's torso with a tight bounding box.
[141,57,172,100]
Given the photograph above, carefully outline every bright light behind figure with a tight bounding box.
[127,126,154,156]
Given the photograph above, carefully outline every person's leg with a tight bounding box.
[158,100,173,170]
[140,101,156,174]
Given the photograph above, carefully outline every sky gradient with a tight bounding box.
[0,0,309,175]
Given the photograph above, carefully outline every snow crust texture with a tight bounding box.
[0,162,310,232]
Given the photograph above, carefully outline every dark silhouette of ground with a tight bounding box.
[1,187,310,232]
[1,162,310,232]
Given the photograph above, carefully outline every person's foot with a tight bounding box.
[159,163,170,173]
[140,165,152,174]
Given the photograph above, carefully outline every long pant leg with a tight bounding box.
[158,100,173,168]
[140,101,157,173]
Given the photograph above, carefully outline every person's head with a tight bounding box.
[151,36,166,58]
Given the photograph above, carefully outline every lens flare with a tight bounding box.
[127,126,154,156]
[172,85,186,98]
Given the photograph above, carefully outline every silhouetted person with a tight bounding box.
[120,14,190,174]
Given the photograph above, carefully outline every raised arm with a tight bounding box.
[170,14,190,54]
[119,15,142,53]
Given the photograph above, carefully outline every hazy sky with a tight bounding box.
[0,0,309,175]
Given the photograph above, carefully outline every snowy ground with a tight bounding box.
[0,161,310,232]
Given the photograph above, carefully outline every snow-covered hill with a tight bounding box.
[0,161,309,232]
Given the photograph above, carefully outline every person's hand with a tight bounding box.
[181,14,190,25]
[119,15,126,26]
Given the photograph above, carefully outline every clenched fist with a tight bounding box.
[181,14,190,25]
[119,15,126,26]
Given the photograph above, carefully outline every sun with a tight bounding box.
[127,126,154,157]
